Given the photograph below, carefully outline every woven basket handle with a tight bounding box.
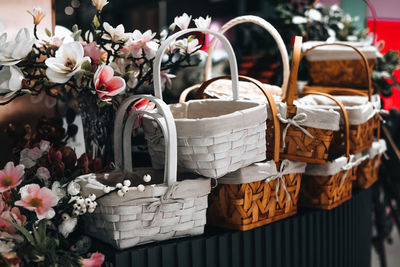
[203,15,290,95]
[303,91,351,161]
[114,95,178,186]
[195,74,281,163]
[178,83,200,103]
[153,28,239,100]
[305,0,377,45]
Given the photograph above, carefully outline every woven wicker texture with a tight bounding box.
[300,169,355,210]
[354,154,381,189]
[207,77,303,231]
[82,95,211,249]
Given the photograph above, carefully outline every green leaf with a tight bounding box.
[72,30,82,42]
[0,217,36,247]
[44,28,52,37]
[72,24,79,33]
[93,15,100,28]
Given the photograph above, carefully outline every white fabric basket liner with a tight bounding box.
[217,159,307,184]
[203,79,282,102]
[295,94,380,126]
[363,139,387,159]
[302,41,380,61]
[305,154,361,176]
[77,170,211,249]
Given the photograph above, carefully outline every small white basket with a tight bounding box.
[143,28,268,178]
[77,95,210,249]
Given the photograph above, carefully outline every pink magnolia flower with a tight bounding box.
[36,167,50,181]
[129,98,155,135]
[160,70,176,90]
[0,162,24,193]
[125,30,158,59]
[83,42,105,64]
[0,207,27,234]
[81,252,105,267]
[94,65,126,101]
[15,184,58,220]
[20,147,43,168]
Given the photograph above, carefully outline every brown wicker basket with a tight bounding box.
[301,41,377,155]
[205,77,304,231]
[299,96,356,210]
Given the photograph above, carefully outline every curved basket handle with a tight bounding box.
[302,91,350,161]
[114,95,177,186]
[195,74,281,163]
[178,83,201,103]
[153,28,239,100]
[305,0,377,45]
[203,15,290,95]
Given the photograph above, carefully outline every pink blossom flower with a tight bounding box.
[81,252,105,267]
[160,70,176,90]
[39,140,50,153]
[83,42,105,64]
[124,30,159,59]
[0,207,27,234]
[0,197,8,213]
[0,162,24,193]
[20,147,43,168]
[15,184,58,220]
[94,65,126,101]
[129,98,155,135]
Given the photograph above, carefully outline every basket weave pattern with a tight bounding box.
[299,169,355,210]
[354,155,381,189]
[85,194,208,249]
[145,121,266,178]
[307,58,375,88]
[329,115,378,155]
[266,107,335,164]
[208,171,302,231]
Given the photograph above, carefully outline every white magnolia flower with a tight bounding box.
[67,181,81,196]
[174,13,192,30]
[45,42,91,83]
[103,22,129,42]
[175,38,201,54]
[194,16,211,29]
[92,0,109,11]
[0,28,35,65]
[0,65,24,99]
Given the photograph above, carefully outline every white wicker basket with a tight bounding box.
[77,95,210,249]
[143,28,268,178]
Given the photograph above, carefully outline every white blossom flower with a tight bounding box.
[45,42,91,83]
[103,22,129,42]
[28,6,46,25]
[67,181,81,196]
[306,9,323,22]
[174,13,192,30]
[91,0,109,11]
[194,16,211,29]
[160,70,176,90]
[175,38,201,54]
[0,28,35,65]
[0,65,24,99]
[39,140,50,153]
[125,30,159,59]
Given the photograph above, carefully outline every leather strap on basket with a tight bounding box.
[305,0,377,45]
[179,84,202,103]
[196,74,281,163]
[303,91,351,162]
[203,15,290,96]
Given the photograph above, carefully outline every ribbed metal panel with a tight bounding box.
[94,188,372,267]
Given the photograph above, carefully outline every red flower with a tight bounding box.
[81,252,105,267]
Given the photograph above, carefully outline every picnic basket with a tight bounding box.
[77,95,210,249]
[206,76,306,231]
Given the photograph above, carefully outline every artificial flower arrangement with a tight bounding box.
[0,0,212,164]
